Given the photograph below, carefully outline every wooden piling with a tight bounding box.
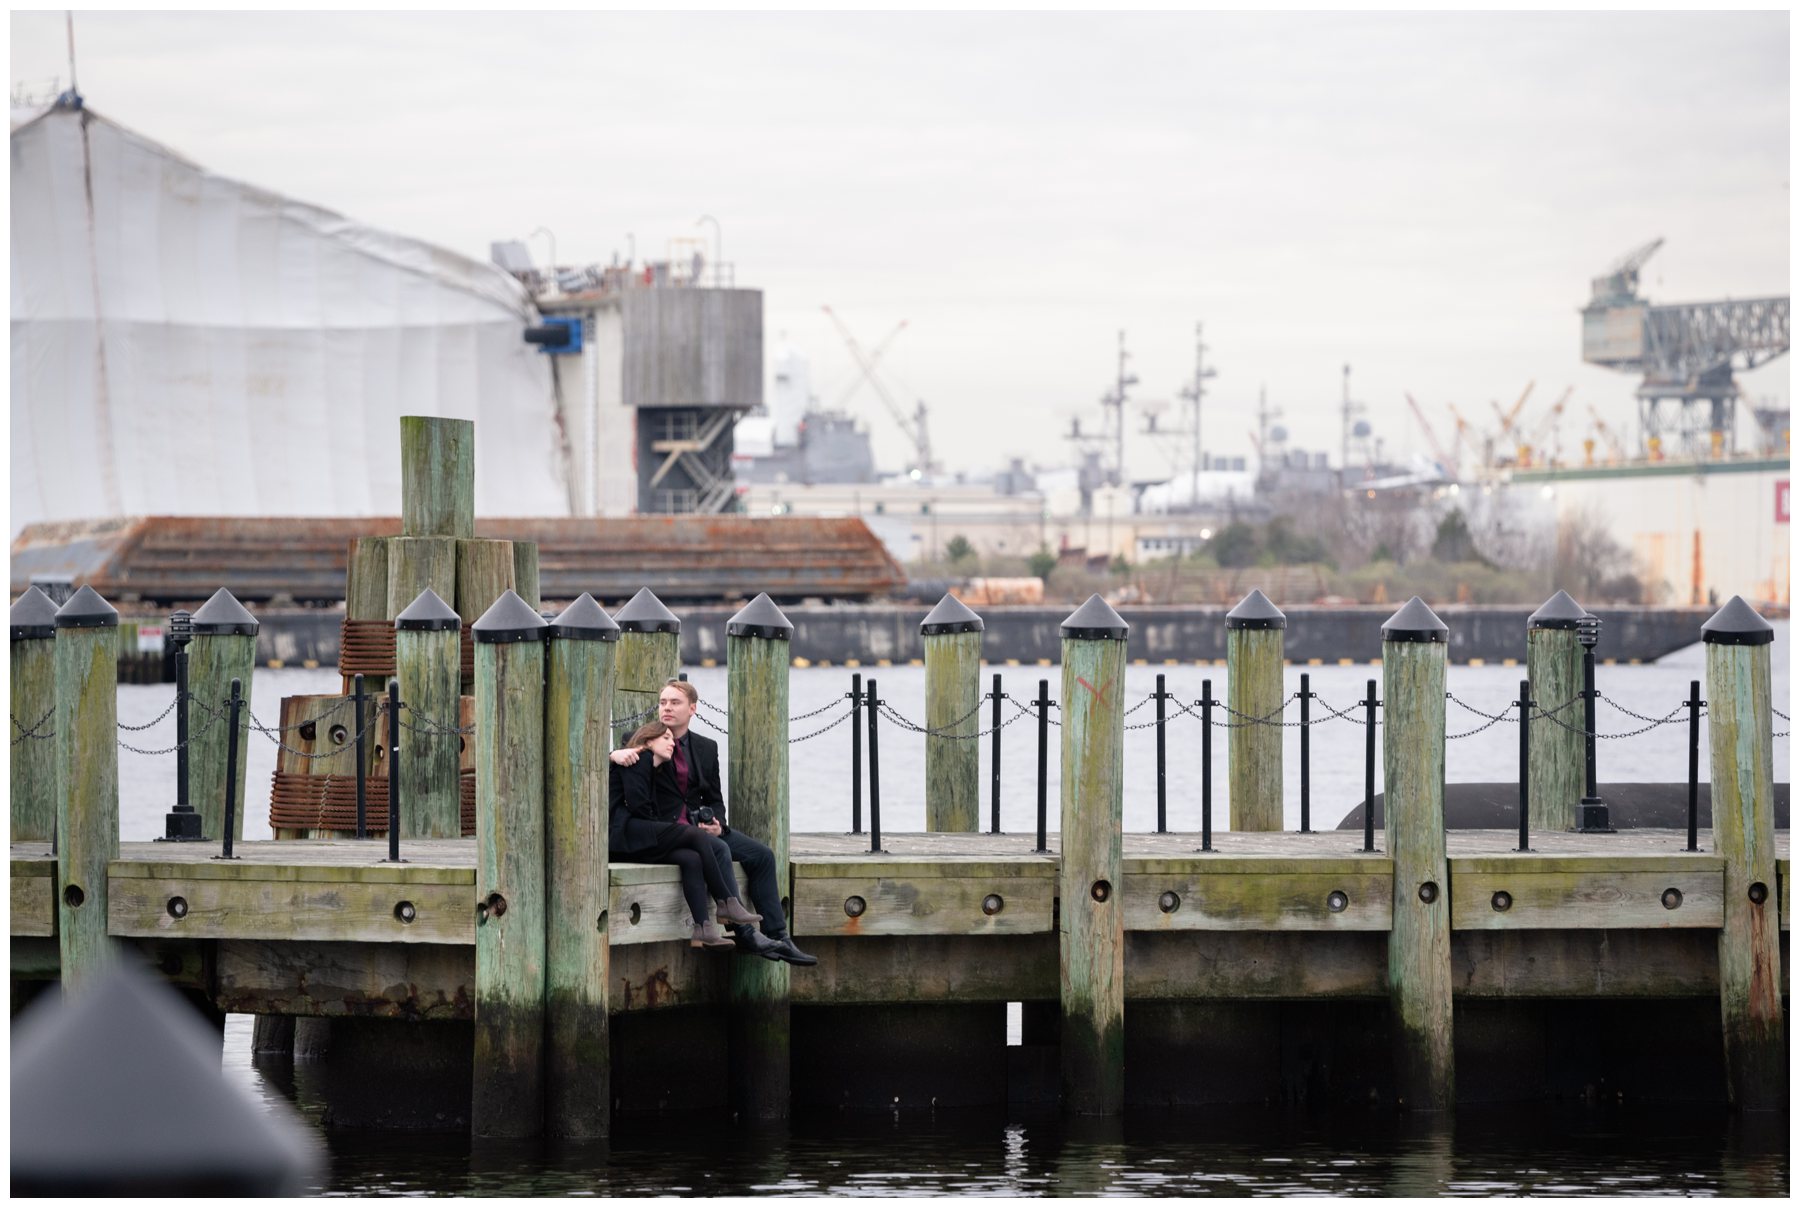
[54,586,120,994]
[12,586,59,843]
[1225,589,1286,832]
[1701,597,1785,1110]
[394,588,463,839]
[471,589,548,1138]
[1058,594,1128,1115]
[387,539,458,629]
[612,588,681,747]
[187,589,258,844]
[512,542,542,610]
[400,415,475,539]
[921,593,984,832]
[544,594,618,1138]
[726,592,794,1119]
[345,536,391,623]
[1526,590,1585,833]
[455,538,518,625]
[1381,596,1453,1110]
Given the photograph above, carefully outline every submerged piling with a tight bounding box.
[726,593,795,1119]
[921,593,984,832]
[1381,596,1452,1110]
[1058,594,1128,1115]
[1701,597,1784,1111]
[471,590,548,1138]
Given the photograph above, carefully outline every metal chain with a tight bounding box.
[872,694,992,738]
[1006,697,1060,728]
[251,712,385,762]
[694,709,728,736]
[1534,706,1691,742]
[1775,707,1789,722]
[1210,693,1301,730]
[116,707,224,756]
[1446,712,1513,741]
[1310,695,1375,725]
[11,706,56,744]
[394,702,475,736]
[1599,695,1689,727]
[1446,692,1515,724]
[614,703,657,729]
[117,693,184,732]
[788,697,847,723]
[791,707,856,744]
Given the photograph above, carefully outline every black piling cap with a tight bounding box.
[1701,595,1774,647]
[1381,596,1449,644]
[393,587,461,632]
[614,587,681,635]
[727,592,795,641]
[472,589,548,644]
[52,584,118,630]
[1225,588,1287,631]
[1527,589,1586,631]
[920,592,984,636]
[12,584,59,640]
[548,593,621,642]
[1061,594,1130,641]
[190,588,259,637]
[10,963,322,1195]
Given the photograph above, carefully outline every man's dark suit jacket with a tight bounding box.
[674,730,731,834]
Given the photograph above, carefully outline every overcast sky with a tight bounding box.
[11,10,1790,480]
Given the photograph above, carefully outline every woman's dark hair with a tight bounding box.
[627,720,672,749]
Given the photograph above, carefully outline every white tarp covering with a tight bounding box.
[10,104,572,534]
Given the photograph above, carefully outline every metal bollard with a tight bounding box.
[1687,679,1704,852]
[991,672,1004,835]
[1199,679,1213,852]
[353,673,368,840]
[866,677,881,853]
[1034,679,1050,853]
[386,678,402,862]
[1363,679,1377,853]
[1154,673,1168,834]
[218,679,243,860]
[850,672,863,834]
[1575,614,1613,833]
[1298,672,1313,833]
[1516,679,1533,852]
[159,609,204,843]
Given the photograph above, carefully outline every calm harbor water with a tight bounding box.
[112,628,1788,1194]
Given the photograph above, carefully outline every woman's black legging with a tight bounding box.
[656,826,736,925]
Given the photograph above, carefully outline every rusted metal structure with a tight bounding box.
[10,516,906,606]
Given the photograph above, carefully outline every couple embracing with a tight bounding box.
[607,678,815,966]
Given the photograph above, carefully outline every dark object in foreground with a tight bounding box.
[11,963,322,1195]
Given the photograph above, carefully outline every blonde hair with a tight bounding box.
[627,720,673,748]
[662,678,698,706]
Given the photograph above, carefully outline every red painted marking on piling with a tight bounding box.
[1077,676,1113,704]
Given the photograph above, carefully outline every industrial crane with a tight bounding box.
[822,306,934,477]
[1488,380,1536,457]
[1581,238,1789,456]
[1404,392,1458,478]
[1516,386,1573,468]
[1584,404,1625,466]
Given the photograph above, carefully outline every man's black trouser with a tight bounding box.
[702,828,788,938]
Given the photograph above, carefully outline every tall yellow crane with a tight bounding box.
[1517,386,1573,468]
[1488,380,1536,459]
[1585,403,1625,466]
[1404,392,1458,477]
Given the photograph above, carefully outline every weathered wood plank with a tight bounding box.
[923,627,981,832]
[108,875,473,944]
[110,858,472,884]
[1526,620,1584,833]
[1126,931,1388,999]
[188,629,255,844]
[793,873,1054,937]
[387,538,458,627]
[511,542,541,610]
[344,536,392,622]
[1227,624,1283,831]
[400,415,475,539]
[1059,601,1126,1114]
[453,538,517,626]
[1382,604,1453,1109]
[56,594,120,993]
[791,934,1059,1005]
[1123,870,1392,932]
[609,875,701,946]
[1450,868,1724,930]
[12,874,54,937]
[395,604,463,840]
[216,938,474,1020]
[11,626,56,843]
[1451,930,1721,998]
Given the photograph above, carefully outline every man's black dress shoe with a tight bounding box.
[732,926,782,958]
[761,935,818,966]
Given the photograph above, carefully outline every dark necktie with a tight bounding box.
[674,737,690,798]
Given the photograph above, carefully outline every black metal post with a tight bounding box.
[866,677,881,853]
[1517,679,1532,852]
[353,673,368,840]
[1575,615,1613,833]
[386,678,402,862]
[160,610,204,843]
[1363,678,1377,853]
[219,678,243,860]
[850,672,863,834]
[1199,679,1213,853]
[1687,678,1703,851]
[1298,672,1313,834]
[990,672,1003,835]
[1034,678,1049,853]
[1154,673,1168,834]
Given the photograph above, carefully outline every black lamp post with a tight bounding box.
[1575,613,1614,833]
[158,609,207,842]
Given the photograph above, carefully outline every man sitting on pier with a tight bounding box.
[611,679,817,967]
